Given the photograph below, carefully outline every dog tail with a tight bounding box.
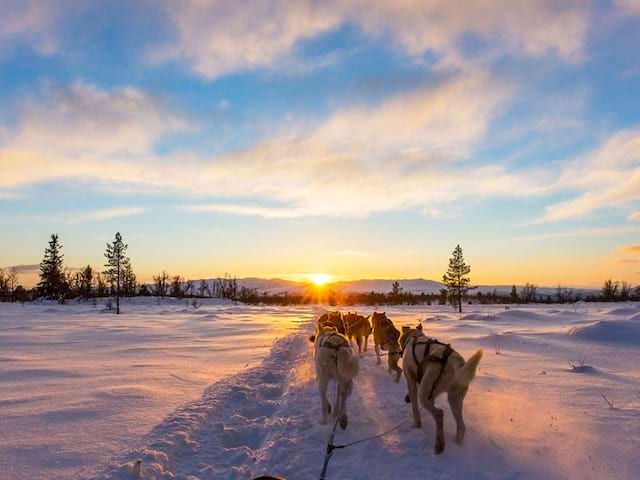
[455,349,483,387]
[337,348,359,380]
[308,334,316,343]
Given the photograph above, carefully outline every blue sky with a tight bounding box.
[1,0,639,287]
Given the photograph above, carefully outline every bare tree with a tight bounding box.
[620,281,632,301]
[601,279,619,301]
[6,267,19,300]
[170,275,184,298]
[153,271,170,298]
[521,283,538,303]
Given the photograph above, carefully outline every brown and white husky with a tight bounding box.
[399,324,483,455]
[371,312,402,382]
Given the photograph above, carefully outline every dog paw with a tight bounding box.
[404,394,411,404]
[454,435,465,446]
[412,422,421,429]
[434,440,445,455]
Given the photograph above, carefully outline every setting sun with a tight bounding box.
[308,273,333,286]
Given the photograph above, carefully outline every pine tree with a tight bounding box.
[104,232,130,314]
[442,244,473,313]
[38,234,67,300]
[510,285,519,304]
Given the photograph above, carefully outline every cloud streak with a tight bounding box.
[152,0,589,79]
[618,245,640,254]
[2,72,551,219]
[538,128,640,222]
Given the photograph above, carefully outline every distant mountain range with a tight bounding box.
[203,277,596,296]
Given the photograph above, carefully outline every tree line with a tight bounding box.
[0,233,241,310]
[1,240,638,307]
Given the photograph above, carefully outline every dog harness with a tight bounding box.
[411,337,454,399]
[319,332,349,352]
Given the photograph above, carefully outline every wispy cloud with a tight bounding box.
[181,203,308,219]
[61,207,146,225]
[29,207,147,225]
[614,0,640,15]
[510,225,640,242]
[2,72,551,219]
[610,258,639,264]
[151,0,589,79]
[1,263,39,274]
[629,211,640,221]
[618,245,640,254]
[0,0,67,54]
[536,128,640,222]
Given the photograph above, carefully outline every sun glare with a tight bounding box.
[308,273,332,286]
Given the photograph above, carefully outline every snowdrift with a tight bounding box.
[567,319,640,344]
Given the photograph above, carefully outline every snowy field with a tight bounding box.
[2,301,640,479]
[0,299,313,480]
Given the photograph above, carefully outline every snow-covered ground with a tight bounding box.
[2,301,639,479]
[0,298,314,480]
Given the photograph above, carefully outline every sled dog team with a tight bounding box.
[309,311,483,455]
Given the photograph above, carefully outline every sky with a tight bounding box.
[0,0,639,288]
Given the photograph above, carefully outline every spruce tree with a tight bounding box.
[38,234,66,300]
[510,285,519,304]
[104,232,130,314]
[442,244,473,313]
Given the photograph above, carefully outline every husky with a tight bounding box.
[371,312,402,382]
[309,326,360,429]
[399,324,483,454]
[317,311,347,335]
[343,312,372,356]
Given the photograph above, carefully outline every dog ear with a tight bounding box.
[402,325,410,332]
[416,323,423,330]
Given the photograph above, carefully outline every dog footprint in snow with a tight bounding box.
[221,426,264,449]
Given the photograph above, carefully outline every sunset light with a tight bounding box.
[308,273,333,287]
[0,2,639,479]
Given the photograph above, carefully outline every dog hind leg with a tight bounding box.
[422,398,445,455]
[406,376,421,428]
[318,374,330,425]
[448,385,468,445]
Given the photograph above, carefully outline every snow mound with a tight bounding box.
[567,319,640,344]
[606,307,638,316]
[628,313,640,321]
[461,313,493,321]
[494,309,548,321]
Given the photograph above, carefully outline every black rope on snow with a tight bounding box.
[318,392,411,480]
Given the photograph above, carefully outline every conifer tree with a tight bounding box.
[510,285,519,304]
[442,244,473,313]
[104,232,130,314]
[38,234,67,300]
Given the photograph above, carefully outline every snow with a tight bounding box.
[1,301,639,479]
[0,298,313,480]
